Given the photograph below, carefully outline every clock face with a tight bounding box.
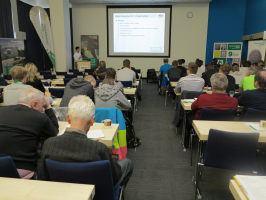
[187,12,193,18]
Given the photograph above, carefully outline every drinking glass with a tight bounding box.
[229,91,234,97]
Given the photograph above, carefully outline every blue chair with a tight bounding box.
[56,72,67,75]
[49,88,64,98]
[4,75,12,80]
[43,82,49,86]
[235,84,239,90]
[45,159,123,200]
[85,69,95,73]
[43,74,56,79]
[190,108,236,166]
[65,74,77,79]
[135,69,141,74]
[96,80,103,87]
[73,71,84,75]
[0,156,20,178]
[69,69,79,73]
[244,108,266,122]
[0,81,8,86]
[194,129,259,200]
[40,71,52,75]
[87,72,94,76]
[165,77,181,106]
[63,78,72,86]
[207,82,211,87]
[120,81,132,88]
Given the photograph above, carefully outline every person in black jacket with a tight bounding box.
[25,62,46,93]
[219,64,235,93]
[42,95,133,188]
[202,63,216,87]
[0,88,58,179]
[168,60,183,78]
[177,59,187,75]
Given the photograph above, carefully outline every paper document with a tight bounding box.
[183,99,195,103]
[234,175,266,200]
[59,125,105,139]
[245,123,266,131]
[52,101,58,106]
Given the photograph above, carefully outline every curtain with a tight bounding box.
[0,0,14,38]
[70,8,74,70]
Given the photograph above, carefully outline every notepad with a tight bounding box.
[59,125,105,139]
[183,99,195,103]
[245,123,266,131]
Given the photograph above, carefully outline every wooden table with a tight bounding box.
[229,179,247,200]
[39,75,83,80]
[59,122,119,147]
[171,82,177,87]
[0,177,95,200]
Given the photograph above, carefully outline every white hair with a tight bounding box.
[68,95,95,120]
[210,73,228,91]
[18,88,44,104]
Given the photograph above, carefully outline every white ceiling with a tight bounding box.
[69,0,212,4]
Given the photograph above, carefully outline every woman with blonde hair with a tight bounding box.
[25,62,45,93]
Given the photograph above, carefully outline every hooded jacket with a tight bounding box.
[94,84,131,109]
[60,78,94,107]
[229,71,246,84]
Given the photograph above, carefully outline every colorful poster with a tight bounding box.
[0,38,26,74]
[213,42,242,66]
[30,6,56,70]
[81,35,99,68]
[247,40,266,64]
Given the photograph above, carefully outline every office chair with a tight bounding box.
[56,72,67,75]
[4,75,12,80]
[244,108,266,122]
[43,74,56,79]
[40,71,52,75]
[49,88,64,98]
[0,81,8,86]
[65,74,77,79]
[0,156,20,178]
[120,81,132,88]
[63,78,72,86]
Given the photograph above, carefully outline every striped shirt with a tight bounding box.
[175,74,205,93]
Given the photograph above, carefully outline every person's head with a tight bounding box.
[123,59,131,68]
[212,58,218,65]
[18,88,45,112]
[181,59,185,64]
[106,68,116,79]
[163,58,168,64]
[84,75,96,88]
[83,40,89,48]
[187,62,198,75]
[258,60,264,66]
[205,63,213,71]
[75,46,80,53]
[219,64,231,74]
[254,71,266,89]
[247,61,251,67]
[247,66,257,76]
[195,59,203,68]
[258,65,265,71]
[99,61,106,69]
[210,73,228,92]
[177,59,183,66]
[241,60,249,67]
[172,60,178,68]
[67,95,95,133]
[10,66,28,83]
[102,77,115,85]
[24,62,38,82]
[252,62,258,68]
[232,64,239,72]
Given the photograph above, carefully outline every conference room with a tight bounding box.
[1,0,266,199]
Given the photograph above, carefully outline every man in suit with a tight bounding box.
[238,70,266,118]
[202,63,216,87]
[219,64,235,93]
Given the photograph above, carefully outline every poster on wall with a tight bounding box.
[213,42,242,66]
[0,38,26,74]
[81,35,99,68]
[247,40,266,64]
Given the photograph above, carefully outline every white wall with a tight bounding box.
[72,3,209,77]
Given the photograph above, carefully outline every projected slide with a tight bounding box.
[113,13,165,53]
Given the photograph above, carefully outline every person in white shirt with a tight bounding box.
[73,46,82,69]
[116,59,136,83]
[229,63,246,84]
[195,59,205,77]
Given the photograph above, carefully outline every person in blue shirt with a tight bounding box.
[159,58,172,87]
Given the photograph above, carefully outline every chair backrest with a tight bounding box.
[96,80,103,87]
[0,156,20,178]
[40,71,52,75]
[4,75,12,80]
[48,88,64,98]
[120,81,132,88]
[200,107,236,121]
[85,69,94,73]
[244,108,266,122]
[73,71,83,75]
[63,78,72,85]
[43,82,49,86]
[65,74,77,78]
[69,69,79,73]
[180,90,206,99]
[46,159,115,200]
[43,74,56,79]
[203,129,259,172]
[87,72,94,76]
[169,77,181,82]
[135,69,141,74]
[235,84,239,89]
[0,81,8,86]
[56,72,67,75]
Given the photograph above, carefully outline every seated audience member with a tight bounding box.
[122,66,139,80]
[177,59,187,74]
[60,75,96,107]
[252,62,258,68]
[229,63,245,84]
[195,59,205,77]
[219,64,235,93]
[158,58,172,87]
[247,61,251,67]
[239,66,257,93]
[4,66,31,105]
[93,61,108,80]
[258,60,264,67]
[167,60,183,78]
[95,77,131,109]
[99,68,123,92]
[191,73,238,120]
[42,95,133,188]
[25,62,45,93]
[239,60,250,76]
[258,65,265,71]
[202,63,216,87]
[174,62,205,93]
[211,58,220,72]
[0,88,58,178]
[116,59,136,83]
[238,70,266,117]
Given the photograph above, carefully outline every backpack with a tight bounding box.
[124,116,141,148]
[160,86,167,95]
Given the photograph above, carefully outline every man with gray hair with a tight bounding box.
[239,66,257,93]
[0,88,59,179]
[42,95,133,188]
[191,73,238,120]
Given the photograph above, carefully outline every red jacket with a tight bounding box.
[191,93,238,120]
